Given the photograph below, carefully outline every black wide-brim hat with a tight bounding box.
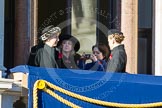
[57,34,80,52]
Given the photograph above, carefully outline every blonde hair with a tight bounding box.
[113,33,125,43]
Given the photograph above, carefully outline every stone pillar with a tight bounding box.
[14,0,30,66]
[121,0,138,74]
[72,0,97,54]
[152,0,162,76]
[71,7,77,32]
[80,0,96,26]
[72,0,83,29]
[31,0,38,46]
[81,0,96,19]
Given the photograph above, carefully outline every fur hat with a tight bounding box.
[40,25,61,41]
[57,34,80,52]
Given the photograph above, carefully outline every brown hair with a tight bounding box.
[92,43,110,61]
[113,33,125,43]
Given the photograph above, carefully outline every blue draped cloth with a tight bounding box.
[10,65,162,108]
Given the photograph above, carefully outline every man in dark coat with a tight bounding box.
[29,25,61,68]
[106,29,127,73]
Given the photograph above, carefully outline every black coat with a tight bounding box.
[56,53,81,69]
[34,44,58,68]
[106,45,127,73]
[27,43,44,66]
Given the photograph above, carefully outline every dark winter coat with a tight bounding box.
[56,53,81,69]
[27,43,44,66]
[79,59,107,71]
[34,44,58,68]
[106,45,127,73]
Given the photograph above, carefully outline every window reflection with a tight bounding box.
[72,0,97,54]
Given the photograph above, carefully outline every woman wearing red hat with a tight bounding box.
[56,34,81,69]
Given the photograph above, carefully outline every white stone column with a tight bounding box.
[73,0,96,54]
[81,0,95,19]
[152,0,162,76]
[80,0,96,28]
[32,0,38,45]
[72,7,77,31]
[121,0,138,74]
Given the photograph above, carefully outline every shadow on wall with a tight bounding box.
[13,96,26,108]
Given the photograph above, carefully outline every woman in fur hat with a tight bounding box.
[28,25,61,68]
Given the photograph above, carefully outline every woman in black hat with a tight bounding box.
[28,25,61,68]
[56,34,81,69]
